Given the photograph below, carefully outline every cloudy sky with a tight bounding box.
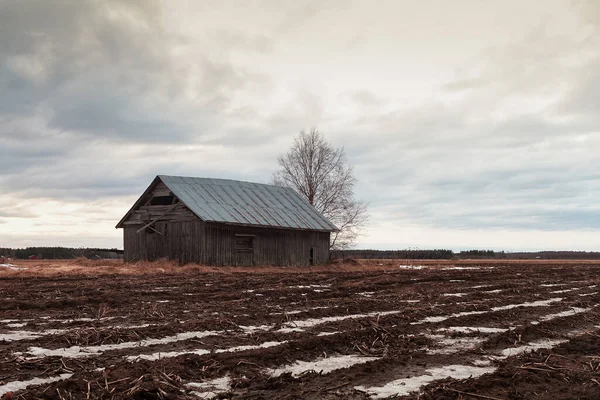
[1,0,599,251]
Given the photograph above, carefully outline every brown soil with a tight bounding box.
[0,259,598,399]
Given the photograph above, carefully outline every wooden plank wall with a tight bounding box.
[203,223,330,266]
[124,220,330,266]
[124,221,205,263]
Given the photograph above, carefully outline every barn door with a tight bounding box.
[234,234,254,266]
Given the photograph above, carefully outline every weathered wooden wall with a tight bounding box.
[123,221,205,263]
[121,182,197,226]
[124,220,330,266]
[203,223,330,266]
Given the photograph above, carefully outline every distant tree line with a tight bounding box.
[331,249,600,260]
[2,247,599,261]
[0,247,123,260]
[331,249,455,260]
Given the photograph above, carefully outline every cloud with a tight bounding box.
[1,0,599,250]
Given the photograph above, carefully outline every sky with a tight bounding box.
[1,0,599,252]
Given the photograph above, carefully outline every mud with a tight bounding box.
[0,260,599,399]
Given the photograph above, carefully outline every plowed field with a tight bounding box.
[1,260,599,399]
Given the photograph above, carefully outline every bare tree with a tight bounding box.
[273,128,368,250]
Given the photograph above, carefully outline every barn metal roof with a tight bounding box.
[152,175,337,232]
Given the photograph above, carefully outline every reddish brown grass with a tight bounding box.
[1,257,600,277]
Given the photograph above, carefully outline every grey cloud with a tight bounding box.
[0,0,270,145]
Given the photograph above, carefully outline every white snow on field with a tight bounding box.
[550,288,581,294]
[0,328,67,342]
[470,285,489,289]
[279,310,401,332]
[187,377,231,399]
[443,293,468,297]
[270,355,380,377]
[531,307,592,325]
[449,280,464,282]
[398,265,425,269]
[0,331,43,341]
[0,373,73,396]
[443,267,481,270]
[290,284,331,289]
[490,298,562,311]
[51,317,117,323]
[412,298,562,325]
[277,327,305,333]
[7,323,26,328]
[0,264,28,270]
[427,335,487,355]
[401,299,420,303]
[26,330,221,358]
[317,331,339,336]
[359,292,375,297]
[355,365,495,398]
[412,310,488,325]
[540,283,566,287]
[357,329,576,398]
[129,340,285,361]
[239,324,272,333]
[498,339,567,358]
[483,289,503,294]
[439,326,508,334]
[579,292,598,297]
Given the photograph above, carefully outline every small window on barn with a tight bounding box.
[309,247,314,266]
[150,195,177,206]
[235,235,254,253]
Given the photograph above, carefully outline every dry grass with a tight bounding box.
[1,257,600,277]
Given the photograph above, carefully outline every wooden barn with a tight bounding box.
[116,175,337,266]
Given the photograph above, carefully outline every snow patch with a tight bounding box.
[0,264,28,270]
[279,310,400,332]
[187,376,231,399]
[270,355,379,377]
[498,339,567,358]
[439,326,508,334]
[239,325,271,333]
[550,288,581,294]
[398,265,425,269]
[355,365,494,398]
[427,335,487,355]
[490,298,562,312]
[26,330,220,358]
[536,307,591,323]
[317,331,339,336]
[0,373,73,396]
[412,310,488,325]
[129,340,285,361]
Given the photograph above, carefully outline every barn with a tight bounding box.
[116,175,337,266]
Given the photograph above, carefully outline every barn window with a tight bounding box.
[235,235,254,252]
[150,195,177,206]
[309,247,314,266]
